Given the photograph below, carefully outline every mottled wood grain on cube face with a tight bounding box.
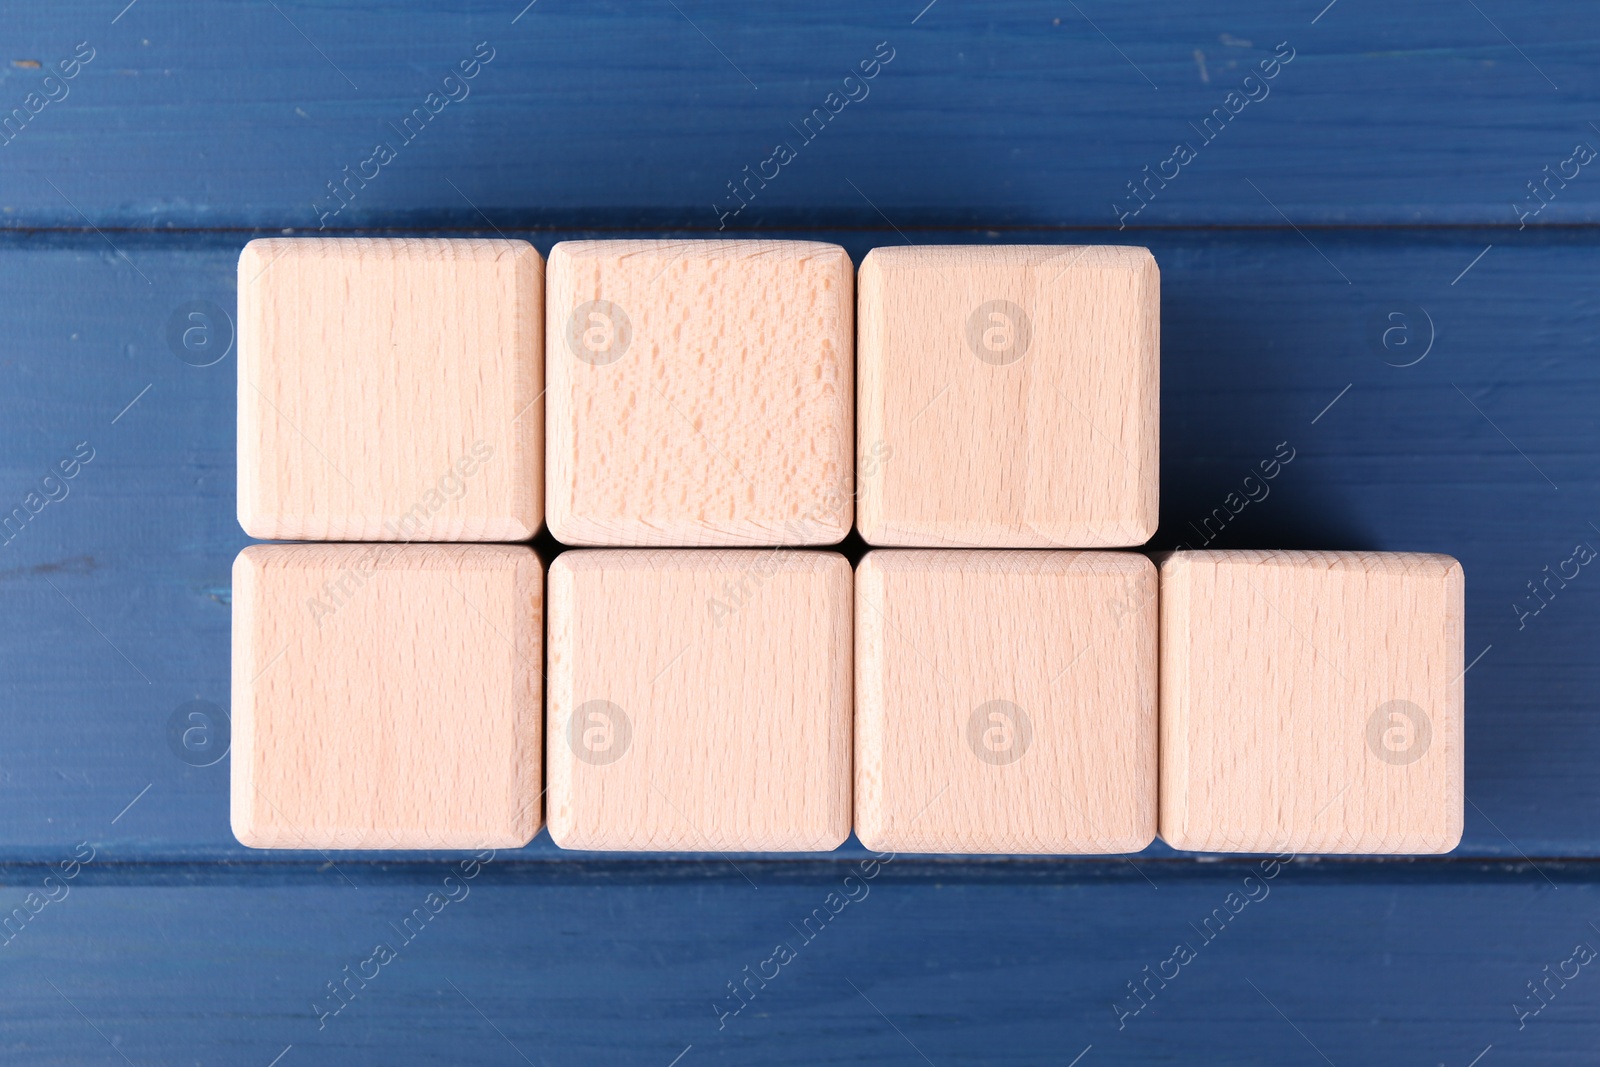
[545,240,854,546]
[855,549,1156,854]
[236,237,542,541]
[230,543,543,850]
[857,245,1158,548]
[1159,550,1465,855]
[546,548,852,851]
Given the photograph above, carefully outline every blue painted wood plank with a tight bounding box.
[0,1,1596,229]
[1,4,1593,1061]
[0,862,1595,1064]
[0,226,1593,861]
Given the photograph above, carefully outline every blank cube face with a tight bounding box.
[547,549,852,851]
[238,238,543,541]
[856,550,1157,854]
[1160,551,1464,854]
[546,241,854,546]
[231,544,543,850]
[857,245,1159,548]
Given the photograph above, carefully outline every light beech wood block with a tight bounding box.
[547,549,852,851]
[855,550,1157,854]
[238,237,543,541]
[231,543,543,850]
[546,240,854,546]
[857,245,1159,548]
[1159,550,1465,855]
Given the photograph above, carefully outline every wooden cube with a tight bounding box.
[857,245,1159,547]
[546,549,851,851]
[1159,550,1465,854]
[238,237,543,541]
[231,544,543,849]
[545,240,853,546]
[856,550,1157,853]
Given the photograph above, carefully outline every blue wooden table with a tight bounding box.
[2,2,1597,1063]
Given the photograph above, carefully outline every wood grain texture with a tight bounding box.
[856,550,1156,853]
[4,865,1599,1066]
[857,245,1158,547]
[1160,550,1465,855]
[7,866,1600,1066]
[546,549,851,850]
[237,237,542,541]
[5,3,1599,230]
[0,226,1591,862]
[546,240,853,546]
[231,543,542,850]
[0,1,1596,1056]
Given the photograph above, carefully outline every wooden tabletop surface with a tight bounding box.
[1,2,1596,1063]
